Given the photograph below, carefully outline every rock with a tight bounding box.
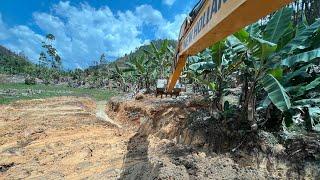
[198,152,206,159]
[158,165,189,179]
[260,143,268,153]
[272,144,285,155]
[0,163,15,173]
[138,89,147,94]
[251,123,258,131]
[25,77,36,85]
[135,93,145,100]
[35,78,44,84]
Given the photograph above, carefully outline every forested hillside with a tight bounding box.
[0,45,33,74]
[112,39,176,67]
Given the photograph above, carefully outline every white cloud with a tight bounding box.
[0,13,9,40]
[162,0,176,6]
[135,5,164,26]
[134,5,186,39]
[0,15,43,61]
[156,14,186,39]
[0,2,186,69]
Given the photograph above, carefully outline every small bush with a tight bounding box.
[25,77,36,85]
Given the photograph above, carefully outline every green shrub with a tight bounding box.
[25,77,36,85]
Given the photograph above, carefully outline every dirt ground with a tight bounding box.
[0,96,319,179]
[0,97,133,179]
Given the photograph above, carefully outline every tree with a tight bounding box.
[38,33,62,84]
[125,55,154,91]
[290,0,320,25]
[99,53,107,65]
[119,40,175,92]
[40,34,62,70]
[143,40,175,79]
[112,64,128,92]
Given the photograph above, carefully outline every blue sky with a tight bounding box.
[0,0,197,69]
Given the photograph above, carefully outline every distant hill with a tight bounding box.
[85,39,177,73]
[0,45,33,74]
[112,39,177,67]
[0,39,177,74]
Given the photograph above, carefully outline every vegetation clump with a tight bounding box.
[183,7,320,136]
[24,76,36,85]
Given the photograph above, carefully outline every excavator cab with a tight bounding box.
[156,78,183,98]
[156,79,167,98]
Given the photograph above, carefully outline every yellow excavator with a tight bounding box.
[166,0,294,93]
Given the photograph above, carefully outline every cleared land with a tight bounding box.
[0,83,116,104]
[0,96,267,179]
[0,97,132,179]
[0,93,319,179]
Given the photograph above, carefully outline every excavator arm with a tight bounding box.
[167,0,293,92]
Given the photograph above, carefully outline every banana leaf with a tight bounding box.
[189,61,215,73]
[282,19,320,53]
[289,77,320,97]
[269,67,283,80]
[293,99,320,107]
[282,49,320,67]
[311,32,320,49]
[226,35,247,53]
[284,64,314,82]
[263,74,291,111]
[305,77,320,91]
[307,107,320,132]
[246,22,261,37]
[187,56,201,63]
[277,24,295,51]
[249,37,277,59]
[264,7,293,44]
[234,29,250,43]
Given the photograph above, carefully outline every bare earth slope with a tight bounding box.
[0,97,133,179]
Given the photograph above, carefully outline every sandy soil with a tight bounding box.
[0,97,133,179]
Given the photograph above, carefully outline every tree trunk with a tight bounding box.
[240,73,257,130]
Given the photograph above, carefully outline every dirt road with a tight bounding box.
[0,97,133,179]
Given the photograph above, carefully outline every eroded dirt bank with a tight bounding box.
[107,95,320,179]
[0,96,319,179]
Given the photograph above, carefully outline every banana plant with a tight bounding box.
[125,55,155,91]
[187,7,320,132]
[185,36,246,113]
[143,40,174,79]
[234,7,320,132]
[112,64,128,92]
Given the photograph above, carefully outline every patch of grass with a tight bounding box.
[0,83,118,104]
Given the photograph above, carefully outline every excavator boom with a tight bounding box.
[167,0,293,92]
